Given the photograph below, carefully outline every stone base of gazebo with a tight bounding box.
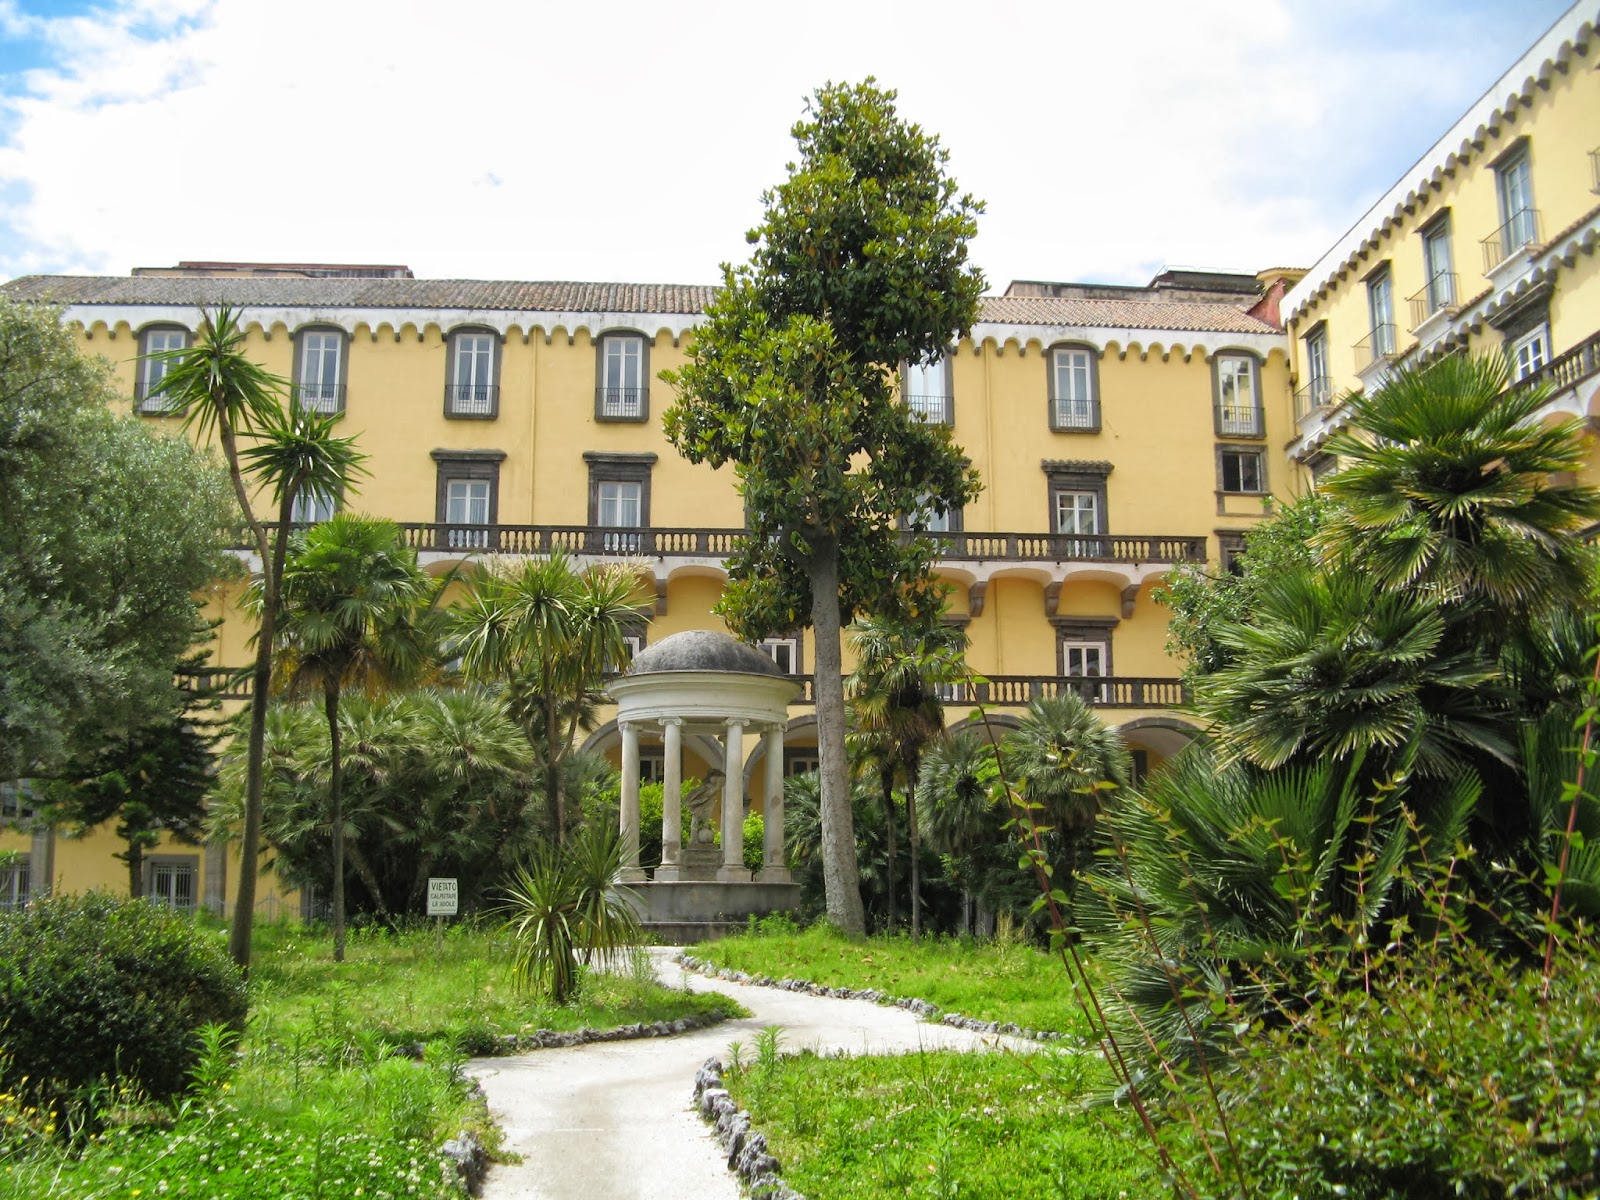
[622,880,803,944]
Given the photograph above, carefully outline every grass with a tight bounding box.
[725,1044,1154,1199]
[249,918,741,1053]
[692,918,1091,1036]
[2,920,743,1199]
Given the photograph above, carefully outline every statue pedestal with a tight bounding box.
[652,845,720,883]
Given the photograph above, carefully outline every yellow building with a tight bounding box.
[0,263,1294,911]
[1284,2,1600,487]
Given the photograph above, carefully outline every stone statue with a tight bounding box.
[685,770,724,846]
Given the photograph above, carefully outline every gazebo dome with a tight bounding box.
[627,629,783,678]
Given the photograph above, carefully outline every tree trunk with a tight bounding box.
[907,771,922,942]
[126,843,144,900]
[326,681,347,962]
[545,700,564,844]
[807,539,866,935]
[880,772,897,932]
[347,841,391,920]
[228,483,294,974]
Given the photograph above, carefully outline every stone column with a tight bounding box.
[660,718,683,868]
[718,718,751,882]
[757,725,790,882]
[619,721,646,882]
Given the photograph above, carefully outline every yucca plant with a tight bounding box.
[502,822,642,1003]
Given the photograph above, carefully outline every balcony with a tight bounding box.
[905,393,949,423]
[597,387,647,419]
[1480,208,1542,275]
[189,667,1191,713]
[1407,272,1458,329]
[1521,328,1600,397]
[1353,324,1399,373]
[445,383,498,417]
[1293,377,1335,423]
[293,383,345,415]
[1215,403,1263,438]
[134,378,175,414]
[239,523,1206,567]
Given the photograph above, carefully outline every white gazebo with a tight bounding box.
[606,630,803,936]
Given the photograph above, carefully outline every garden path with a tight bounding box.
[467,946,1016,1200]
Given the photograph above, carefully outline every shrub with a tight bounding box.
[0,892,247,1106]
[1190,932,1600,1198]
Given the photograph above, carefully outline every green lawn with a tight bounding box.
[2,921,742,1200]
[692,921,1092,1036]
[725,1045,1154,1199]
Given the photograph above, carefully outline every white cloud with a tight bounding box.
[0,0,1575,287]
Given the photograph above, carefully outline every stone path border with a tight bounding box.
[693,1056,805,1200]
[479,1012,730,1055]
[673,951,1073,1045]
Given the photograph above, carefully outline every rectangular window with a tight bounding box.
[598,480,642,552]
[1497,147,1536,251]
[1422,219,1455,313]
[1220,448,1265,494]
[446,479,491,548]
[1054,490,1099,535]
[906,492,959,535]
[784,751,820,778]
[904,359,951,424]
[449,332,496,416]
[291,486,338,525]
[637,753,665,785]
[147,858,197,912]
[759,637,800,675]
[1051,347,1097,430]
[1510,326,1549,381]
[0,855,27,912]
[1060,639,1108,703]
[1215,354,1261,436]
[1,781,36,821]
[1217,530,1249,575]
[1367,271,1395,358]
[1303,327,1331,411]
[598,335,647,419]
[138,328,188,412]
[299,331,343,413]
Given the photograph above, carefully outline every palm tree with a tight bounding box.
[1196,564,1514,780]
[846,613,966,938]
[449,551,644,844]
[919,730,1002,934]
[270,513,438,960]
[153,308,364,970]
[1318,353,1600,641]
[1003,691,1130,907]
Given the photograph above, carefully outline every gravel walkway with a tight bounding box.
[467,946,1019,1199]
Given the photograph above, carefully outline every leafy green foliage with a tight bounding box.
[1187,925,1600,1199]
[0,298,237,781]
[0,893,246,1110]
[214,688,534,917]
[663,79,985,934]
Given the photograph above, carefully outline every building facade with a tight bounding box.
[6,1,1598,914]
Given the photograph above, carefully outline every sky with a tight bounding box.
[0,0,1579,290]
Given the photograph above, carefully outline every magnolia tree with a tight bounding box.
[664,80,984,934]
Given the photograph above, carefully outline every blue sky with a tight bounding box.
[0,0,1581,288]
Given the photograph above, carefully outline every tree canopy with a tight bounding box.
[0,298,237,782]
[664,79,985,934]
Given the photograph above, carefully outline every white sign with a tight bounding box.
[427,877,459,917]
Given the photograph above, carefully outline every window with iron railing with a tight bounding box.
[903,356,953,424]
[446,330,499,417]
[136,325,189,413]
[295,328,346,414]
[1214,353,1263,436]
[596,334,649,421]
[1049,345,1099,431]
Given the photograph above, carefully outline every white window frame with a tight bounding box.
[600,335,646,419]
[146,858,198,912]
[1054,490,1100,536]
[1497,147,1536,251]
[446,478,491,548]
[1367,271,1395,358]
[1060,641,1107,678]
[0,855,28,912]
[298,331,344,413]
[291,486,338,525]
[758,637,800,675]
[1509,325,1550,382]
[138,327,188,412]
[904,358,951,424]
[1422,221,1455,313]
[1305,328,1331,407]
[1051,347,1097,430]
[1220,448,1265,495]
[1215,354,1260,436]
[450,332,496,416]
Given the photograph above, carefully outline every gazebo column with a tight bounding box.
[619,721,646,883]
[718,718,751,882]
[757,725,790,883]
[659,718,683,872]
